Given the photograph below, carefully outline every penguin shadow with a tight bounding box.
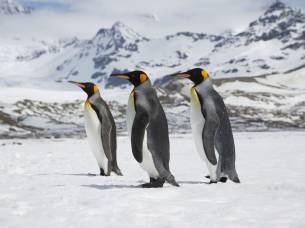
[178,181,209,185]
[35,172,100,177]
[179,181,228,185]
[60,173,99,177]
[82,184,139,190]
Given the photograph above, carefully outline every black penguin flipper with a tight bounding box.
[91,104,113,162]
[202,117,219,166]
[131,110,148,163]
[100,123,114,162]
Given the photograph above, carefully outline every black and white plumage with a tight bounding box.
[111,71,179,188]
[69,81,122,176]
[173,68,240,184]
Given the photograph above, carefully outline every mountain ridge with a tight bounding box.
[0,1,304,89]
[0,0,32,15]
[3,1,303,87]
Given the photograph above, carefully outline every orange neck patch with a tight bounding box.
[140,73,147,83]
[93,85,99,94]
[201,70,209,80]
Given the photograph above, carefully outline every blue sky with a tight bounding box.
[2,0,305,39]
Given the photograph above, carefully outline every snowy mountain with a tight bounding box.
[54,21,149,86]
[48,25,226,87]
[0,0,32,15]
[1,1,304,88]
[210,1,305,77]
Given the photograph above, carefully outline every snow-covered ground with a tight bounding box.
[1,132,305,228]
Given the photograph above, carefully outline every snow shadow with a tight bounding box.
[178,181,209,185]
[61,173,98,177]
[82,184,139,190]
[34,173,99,177]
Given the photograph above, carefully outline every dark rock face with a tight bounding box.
[166,31,224,43]
[194,57,210,67]
[215,1,305,50]
[93,55,116,70]
[176,51,188,60]
[0,0,32,15]
[242,1,305,46]
[91,72,106,79]
[266,1,286,13]
[153,75,175,87]
[282,42,305,50]
[16,50,47,61]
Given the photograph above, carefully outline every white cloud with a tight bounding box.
[1,0,304,40]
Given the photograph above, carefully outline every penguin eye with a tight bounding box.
[140,73,147,83]
[201,70,209,80]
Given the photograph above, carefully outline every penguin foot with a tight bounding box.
[141,182,164,188]
[219,177,228,183]
[99,168,106,176]
[205,176,227,183]
[141,178,165,188]
[140,182,154,188]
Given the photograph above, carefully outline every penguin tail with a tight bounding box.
[165,174,180,187]
[158,165,179,187]
[112,166,123,176]
[228,170,240,183]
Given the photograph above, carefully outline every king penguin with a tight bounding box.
[172,68,240,184]
[111,71,179,188]
[69,81,122,176]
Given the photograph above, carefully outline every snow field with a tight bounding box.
[0,132,305,227]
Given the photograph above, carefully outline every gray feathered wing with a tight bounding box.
[91,103,113,162]
[131,107,148,163]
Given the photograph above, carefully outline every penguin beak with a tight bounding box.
[110,73,130,80]
[68,81,86,89]
[171,72,191,79]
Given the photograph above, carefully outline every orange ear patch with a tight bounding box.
[140,73,147,83]
[201,70,209,80]
[93,85,99,93]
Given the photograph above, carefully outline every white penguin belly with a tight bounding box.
[127,92,159,179]
[190,87,217,180]
[84,104,108,172]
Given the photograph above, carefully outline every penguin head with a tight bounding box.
[110,70,148,87]
[172,68,209,86]
[68,81,99,97]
